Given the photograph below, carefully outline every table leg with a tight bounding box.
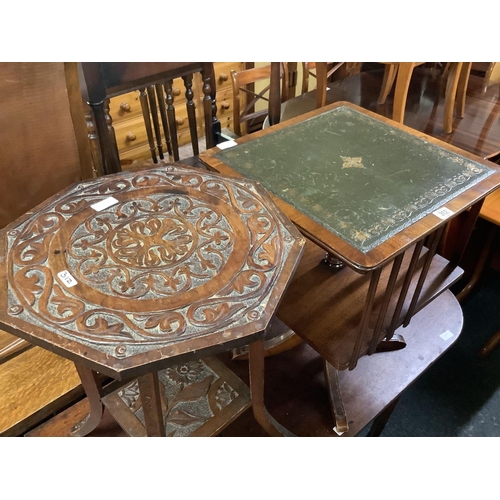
[71,363,104,437]
[366,396,401,437]
[248,339,294,436]
[137,372,166,437]
[324,360,349,434]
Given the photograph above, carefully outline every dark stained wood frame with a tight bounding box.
[81,62,218,176]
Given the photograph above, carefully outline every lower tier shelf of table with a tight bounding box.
[100,356,251,437]
[276,238,463,371]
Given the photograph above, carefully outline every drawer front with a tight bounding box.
[215,86,233,122]
[201,86,234,134]
[113,105,195,154]
[108,79,190,127]
[119,144,152,165]
[108,90,142,122]
[119,124,204,167]
[178,125,203,148]
[113,116,150,152]
[214,62,245,92]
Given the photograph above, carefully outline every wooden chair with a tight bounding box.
[230,63,289,137]
[80,62,218,175]
[302,62,347,108]
[302,62,340,93]
[377,62,473,133]
[0,62,94,436]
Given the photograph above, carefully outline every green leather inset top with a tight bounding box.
[215,106,493,252]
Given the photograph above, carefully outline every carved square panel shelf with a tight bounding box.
[102,356,251,437]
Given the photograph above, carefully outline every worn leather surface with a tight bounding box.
[216,106,493,252]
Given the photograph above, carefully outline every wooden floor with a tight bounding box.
[24,66,500,438]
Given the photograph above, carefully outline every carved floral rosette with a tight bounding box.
[6,166,299,360]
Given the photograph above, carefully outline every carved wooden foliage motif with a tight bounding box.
[6,166,299,361]
[117,359,241,437]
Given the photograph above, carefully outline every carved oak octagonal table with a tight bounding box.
[0,165,305,437]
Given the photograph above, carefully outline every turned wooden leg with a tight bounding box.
[182,74,199,156]
[324,360,348,434]
[137,372,166,437]
[139,87,158,163]
[201,64,217,150]
[165,80,180,161]
[71,363,104,437]
[90,102,121,175]
[248,338,294,436]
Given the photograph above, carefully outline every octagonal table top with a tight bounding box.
[0,165,304,379]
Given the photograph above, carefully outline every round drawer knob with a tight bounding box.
[219,73,228,82]
[221,101,230,110]
[120,102,131,112]
[172,88,181,97]
[126,132,136,142]
[176,117,184,126]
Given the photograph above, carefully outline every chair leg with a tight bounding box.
[378,64,398,105]
[392,63,417,124]
[442,62,463,134]
[315,62,328,108]
[456,62,472,118]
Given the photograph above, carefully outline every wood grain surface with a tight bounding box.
[0,347,82,436]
